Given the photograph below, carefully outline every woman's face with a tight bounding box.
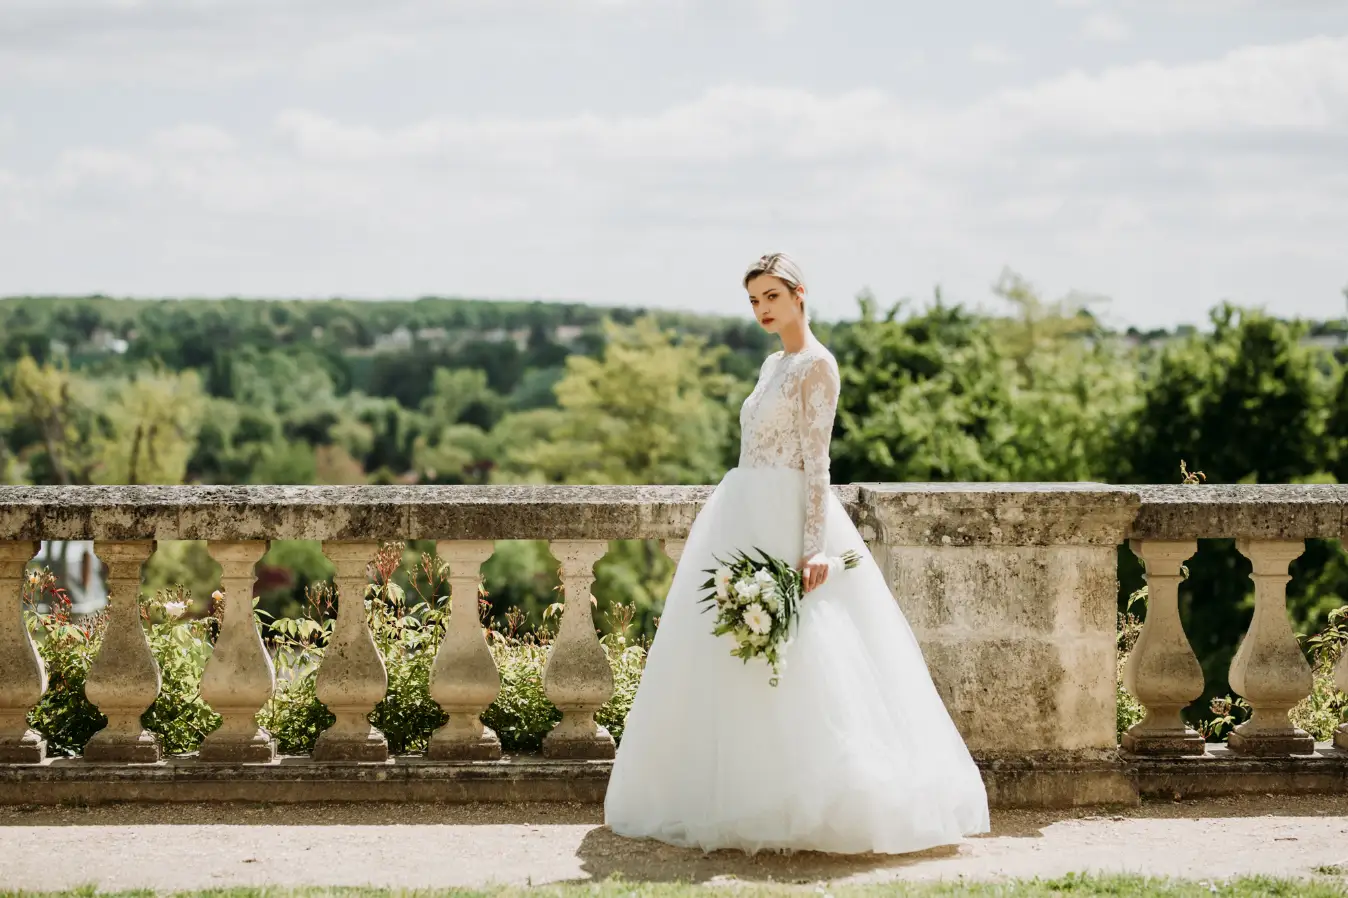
[746,275,804,334]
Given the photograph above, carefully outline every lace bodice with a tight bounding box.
[738,340,841,559]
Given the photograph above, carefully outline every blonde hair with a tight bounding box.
[743,252,806,293]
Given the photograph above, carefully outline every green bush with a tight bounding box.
[24,573,220,756]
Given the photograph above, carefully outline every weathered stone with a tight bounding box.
[977,751,1137,808]
[662,540,685,564]
[542,541,614,760]
[1129,484,1348,541]
[1,746,1347,808]
[313,542,388,763]
[407,486,712,541]
[1131,743,1348,800]
[1227,540,1315,756]
[198,541,276,764]
[0,541,45,764]
[858,483,1141,547]
[83,541,161,763]
[428,540,501,761]
[0,756,613,805]
[888,548,1120,754]
[0,485,719,542]
[1121,541,1205,756]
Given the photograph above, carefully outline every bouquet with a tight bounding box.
[698,548,861,686]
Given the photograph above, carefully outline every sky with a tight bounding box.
[1,0,1346,329]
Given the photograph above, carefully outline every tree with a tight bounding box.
[4,356,97,485]
[830,294,1016,483]
[1125,304,1334,485]
[92,370,207,485]
[508,318,735,485]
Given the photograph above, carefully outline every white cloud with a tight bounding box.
[986,37,1348,136]
[0,0,784,83]
[151,124,238,155]
[1081,11,1132,42]
[3,33,1347,325]
[969,42,1018,66]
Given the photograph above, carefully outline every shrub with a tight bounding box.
[24,573,220,755]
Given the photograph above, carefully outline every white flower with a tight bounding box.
[163,601,187,619]
[714,567,732,599]
[734,578,761,601]
[753,569,775,587]
[761,590,780,613]
[743,603,771,636]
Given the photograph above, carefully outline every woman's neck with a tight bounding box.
[778,320,811,355]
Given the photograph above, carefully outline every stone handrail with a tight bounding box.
[0,483,1345,792]
[1125,484,1348,758]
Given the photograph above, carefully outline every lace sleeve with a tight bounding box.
[797,356,840,559]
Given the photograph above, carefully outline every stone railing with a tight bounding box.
[1124,485,1348,758]
[0,483,1345,807]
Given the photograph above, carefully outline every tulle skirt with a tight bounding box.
[603,466,990,855]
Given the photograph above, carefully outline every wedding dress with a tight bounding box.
[604,337,990,855]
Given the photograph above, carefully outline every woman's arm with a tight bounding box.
[797,356,840,590]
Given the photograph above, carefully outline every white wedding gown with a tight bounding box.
[604,337,990,855]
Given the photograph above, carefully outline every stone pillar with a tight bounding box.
[662,540,686,565]
[199,541,276,763]
[1335,632,1348,751]
[1121,540,1205,755]
[542,540,614,760]
[858,485,1140,767]
[1228,539,1314,755]
[313,541,388,762]
[0,541,44,763]
[428,540,501,760]
[84,541,161,763]
[1338,531,1348,753]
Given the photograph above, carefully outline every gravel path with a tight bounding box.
[1,796,1346,891]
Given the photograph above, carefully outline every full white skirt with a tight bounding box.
[604,467,991,855]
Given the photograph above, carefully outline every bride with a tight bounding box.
[604,252,990,855]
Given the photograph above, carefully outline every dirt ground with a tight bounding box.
[1,794,1346,891]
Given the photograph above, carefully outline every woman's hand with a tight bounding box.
[800,553,830,594]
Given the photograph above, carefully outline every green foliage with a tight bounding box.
[503,318,736,485]
[1125,304,1335,485]
[1115,590,1146,742]
[24,574,220,756]
[831,296,1014,483]
[1290,605,1348,742]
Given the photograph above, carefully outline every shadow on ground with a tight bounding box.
[573,826,959,884]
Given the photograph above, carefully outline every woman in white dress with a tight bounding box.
[604,252,990,855]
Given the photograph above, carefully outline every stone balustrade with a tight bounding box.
[1125,485,1348,757]
[0,482,1344,808]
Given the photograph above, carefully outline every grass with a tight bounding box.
[5,875,1348,898]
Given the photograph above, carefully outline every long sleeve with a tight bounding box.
[796,356,840,559]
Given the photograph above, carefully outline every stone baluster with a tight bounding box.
[1336,644,1348,751]
[1227,539,1314,755]
[428,540,500,760]
[84,541,161,762]
[662,540,686,565]
[313,541,389,762]
[199,541,275,763]
[0,541,45,763]
[1337,532,1348,752]
[542,540,614,759]
[1121,540,1205,755]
